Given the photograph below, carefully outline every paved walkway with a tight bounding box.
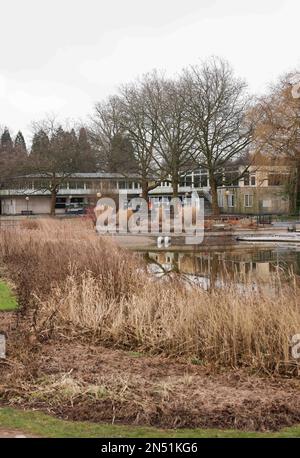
[0,428,36,438]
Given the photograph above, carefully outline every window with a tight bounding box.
[185,175,192,186]
[88,181,100,190]
[192,173,209,188]
[13,180,33,190]
[179,174,192,187]
[243,173,255,186]
[118,181,128,189]
[68,197,84,207]
[55,197,66,209]
[224,172,239,186]
[228,194,235,207]
[244,194,253,207]
[33,180,51,190]
[103,180,117,189]
[262,200,271,208]
[194,175,200,187]
[68,181,85,190]
[200,175,208,187]
[244,173,250,186]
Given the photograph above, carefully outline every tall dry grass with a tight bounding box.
[1,218,300,374]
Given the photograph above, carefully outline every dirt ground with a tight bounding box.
[2,311,300,432]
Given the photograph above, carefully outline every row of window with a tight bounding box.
[219,194,254,208]
[179,176,208,188]
[55,197,85,209]
[161,171,285,189]
[4,180,142,191]
[3,172,289,192]
[67,180,142,190]
[159,176,209,188]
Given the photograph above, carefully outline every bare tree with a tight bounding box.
[139,72,196,197]
[183,58,253,214]
[90,96,124,170]
[91,60,253,208]
[118,78,163,200]
[92,81,162,200]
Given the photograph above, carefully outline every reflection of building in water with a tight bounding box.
[146,249,296,283]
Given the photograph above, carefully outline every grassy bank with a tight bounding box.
[0,281,18,311]
[1,408,300,438]
[0,218,299,374]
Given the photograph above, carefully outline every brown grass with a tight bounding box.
[0,218,300,374]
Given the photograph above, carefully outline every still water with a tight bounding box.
[143,244,300,289]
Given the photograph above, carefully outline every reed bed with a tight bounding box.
[1,218,299,373]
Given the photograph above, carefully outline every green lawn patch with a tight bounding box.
[1,408,300,438]
[0,281,18,311]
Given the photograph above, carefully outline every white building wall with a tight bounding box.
[1,198,16,215]
[1,196,51,215]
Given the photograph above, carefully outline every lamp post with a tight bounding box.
[68,195,73,208]
[25,196,29,216]
[184,191,191,209]
[225,190,230,214]
[96,192,102,209]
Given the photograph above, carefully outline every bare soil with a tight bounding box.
[1,312,300,432]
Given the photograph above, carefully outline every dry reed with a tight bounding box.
[1,218,299,373]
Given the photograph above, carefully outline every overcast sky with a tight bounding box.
[0,0,299,143]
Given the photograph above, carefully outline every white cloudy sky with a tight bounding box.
[0,0,299,142]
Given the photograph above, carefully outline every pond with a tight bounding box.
[142,244,300,289]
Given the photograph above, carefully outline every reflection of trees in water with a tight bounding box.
[144,248,300,285]
[279,251,300,276]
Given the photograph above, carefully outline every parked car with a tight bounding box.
[65,203,85,215]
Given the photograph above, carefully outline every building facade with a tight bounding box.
[0,173,142,215]
[0,170,211,216]
[0,165,293,216]
[217,165,292,215]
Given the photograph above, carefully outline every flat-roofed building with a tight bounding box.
[0,164,295,216]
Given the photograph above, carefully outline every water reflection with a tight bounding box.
[143,246,300,288]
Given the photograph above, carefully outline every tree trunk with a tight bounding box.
[50,189,57,216]
[172,175,179,198]
[209,172,220,216]
[141,180,149,202]
[294,163,300,214]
